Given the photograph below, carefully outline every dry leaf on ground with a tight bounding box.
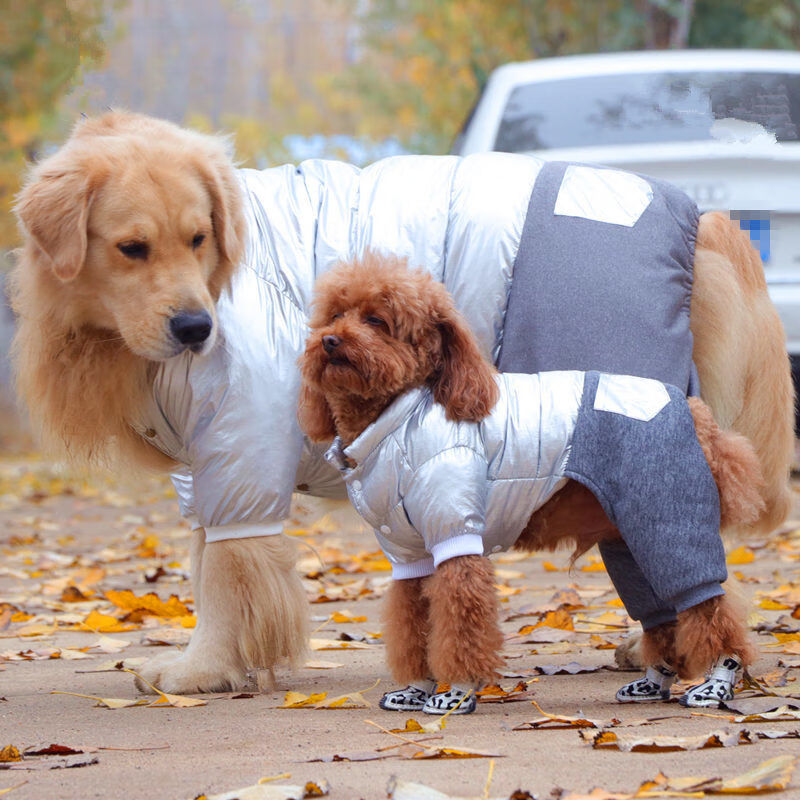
[535,662,609,676]
[723,696,800,715]
[201,779,330,800]
[50,691,147,709]
[281,679,378,709]
[476,682,535,703]
[513,701,612,730]
[0,752,98,771]
[105,589,190,619]
[386,777,532,800]
[651,753,796,794]
[518,627,576,644]
[580,727,753,752]
[308,638,372,651]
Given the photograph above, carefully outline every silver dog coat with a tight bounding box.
[133,155,698,542]
[325,371,727,627]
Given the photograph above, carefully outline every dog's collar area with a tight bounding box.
[324,436,358,472]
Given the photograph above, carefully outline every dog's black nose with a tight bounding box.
[170,310,213,346]
[322,334,341,353]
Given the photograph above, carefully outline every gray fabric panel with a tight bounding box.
[597,539,677,629]
[565,372,727,623]
[498,162,700,396]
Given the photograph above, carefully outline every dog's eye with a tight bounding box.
[365,316,385,328]
[332,313,343,320]
[117,241,149,260]
[191,233,206,250]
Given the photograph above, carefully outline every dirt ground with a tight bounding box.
[1,457,800,800]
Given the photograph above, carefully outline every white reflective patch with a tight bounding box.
[554,165,654,227]
[594,374,670,422]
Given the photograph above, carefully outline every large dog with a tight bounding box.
[10,111,794,694]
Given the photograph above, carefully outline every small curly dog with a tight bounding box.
[299,253,764,714]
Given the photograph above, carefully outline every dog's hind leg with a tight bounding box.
[692,213,794,537]
[674,593,755,708]
[135,535,308,694]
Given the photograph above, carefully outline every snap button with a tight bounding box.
[491,545,502,553]
[144,428,157,438]
[351,480,362,491]
[380,525,391,535]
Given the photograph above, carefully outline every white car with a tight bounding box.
[454,49,800,419]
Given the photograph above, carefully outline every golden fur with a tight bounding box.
[11,110,793,692]
[300,255,769,683]
[11,112,245,470]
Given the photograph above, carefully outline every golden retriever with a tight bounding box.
[9,111,794,693]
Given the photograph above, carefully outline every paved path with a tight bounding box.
[1,458,799,799]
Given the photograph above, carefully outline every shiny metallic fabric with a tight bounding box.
[137,153,545,541]
[324,372,583,578]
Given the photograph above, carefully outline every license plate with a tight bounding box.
[730,211,771,263]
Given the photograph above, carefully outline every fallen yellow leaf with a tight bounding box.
[727,546,755,565]
[0,745,21,763]
[77,610,137,633]
[50,690,146,709]
[281,691,328,708]
[105,590,190,619]
[147,692,207,708]
[329,610,367,624]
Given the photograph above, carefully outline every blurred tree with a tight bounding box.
[333,0,800,154]
[0,0,110,248]
[691,0,800,48]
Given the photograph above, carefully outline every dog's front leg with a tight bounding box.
[423,555,505,685]
[383,577,431,684]
[135,534,308,694]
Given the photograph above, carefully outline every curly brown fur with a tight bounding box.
[641,622,682,674]
[383,577,431,685]
[642,594,754,681]
[674,594,755,679]
[515,480,620,562]
[423,555,505,685]
[298,252,499,444]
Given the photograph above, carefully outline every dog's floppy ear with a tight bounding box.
[192,138,246,298]
[15,167,94,282]
[428,283,499,422]
[297,382,337,442]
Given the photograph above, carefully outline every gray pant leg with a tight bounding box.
[598,539,677,629]
[566,373,727,623]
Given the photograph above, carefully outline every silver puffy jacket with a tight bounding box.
[323,371,590,578]
[137,153,669,542]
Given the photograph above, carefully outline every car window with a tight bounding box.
[494,71,800,152]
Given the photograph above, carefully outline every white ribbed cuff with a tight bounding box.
[392,558,435,580]
[431,534,485,567]
[204,521,284,543]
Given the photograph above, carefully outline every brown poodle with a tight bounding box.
[299,253,763,714]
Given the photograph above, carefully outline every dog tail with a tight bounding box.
[689,397,766,529]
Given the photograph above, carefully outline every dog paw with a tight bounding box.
[134,651,246,695]
[615,632,644,670]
